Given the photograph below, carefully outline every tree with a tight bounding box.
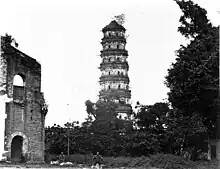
[85,99,125,133]
[1,33,18,48]
[135,102,169,130]
[174,0,211,39]
[113,14,125,25]
[165,0,218,138]
[134,102,171,154]
[165,0,219,160]
[45,124,67,154]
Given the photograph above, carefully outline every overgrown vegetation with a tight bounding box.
[43,153,216,169]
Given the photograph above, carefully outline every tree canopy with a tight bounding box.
[165,0,219,137]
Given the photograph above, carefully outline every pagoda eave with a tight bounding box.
[99,76,130,83]
[99,62,129,70]
[100,49,128,57]
[101,37,126,44]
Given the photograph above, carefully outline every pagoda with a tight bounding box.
[98,20,132,120]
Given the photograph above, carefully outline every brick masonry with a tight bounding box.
[1,36,46,163]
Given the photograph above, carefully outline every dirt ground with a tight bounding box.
[0,168,160,169]
[0,166,161,169]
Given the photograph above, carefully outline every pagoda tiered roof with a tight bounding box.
[102,20,126,32]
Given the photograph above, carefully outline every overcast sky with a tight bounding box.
[0,0,219,126]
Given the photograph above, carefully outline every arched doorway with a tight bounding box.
[11,136,23,162]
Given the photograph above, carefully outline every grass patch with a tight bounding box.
[44,153,219,169]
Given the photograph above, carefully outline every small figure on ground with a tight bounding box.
[92,152,103,168]
[59,152,65,163]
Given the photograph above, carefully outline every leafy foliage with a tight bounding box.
[174,0,211,39]
[1,33,18,48]
[113,14,125,25]
[165,0,219,138]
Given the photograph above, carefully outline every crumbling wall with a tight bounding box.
[1,35,46,163]
[0,36,11,160]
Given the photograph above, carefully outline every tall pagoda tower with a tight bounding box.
[98,20,132,120]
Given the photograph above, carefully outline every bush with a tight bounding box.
[65,154,93,164]
[193,159,218,169]
[44,153,59,163]
[149,154,196,169]
[103,156,133,167]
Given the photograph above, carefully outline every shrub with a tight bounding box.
[44,153,59,163]
[65,154,93,164]
[149,154,196,169]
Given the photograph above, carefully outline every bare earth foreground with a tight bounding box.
[0,163,163,169]
[0,164,161,169]
[0,167,160,169]
[0,160,218,169]
[0,166,159,169]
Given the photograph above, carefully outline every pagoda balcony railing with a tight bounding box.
[101,58,128,64]
[99,75,130,83]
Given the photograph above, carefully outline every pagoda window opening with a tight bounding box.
[109,58,111,62]
[119,43,124,49]
[109,72,111,75]
[118,71,120,75]
[108,85,111,89]
[118,84,121,89]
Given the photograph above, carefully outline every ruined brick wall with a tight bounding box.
[1,36,45,163]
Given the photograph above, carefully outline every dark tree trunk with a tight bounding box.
[216,99,220,160]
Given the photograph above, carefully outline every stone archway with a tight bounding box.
[8,132,28,162]
[11,136,23,162]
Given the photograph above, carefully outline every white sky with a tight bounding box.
[0,0,219,127]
